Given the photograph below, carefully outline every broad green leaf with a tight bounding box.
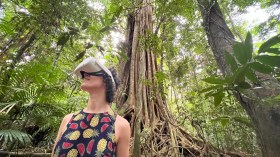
[205,87,225,98]
[244,32,253,61]
[224,76,234,84]
[110,6,123,23]
[210,116,229,127]
[205,90,215,98]
[265,48,280,54]
[57,33,70,46]
[232,64,250,83]
[249,62,274,74]
[202,76,227,84]
[245,68,259,83]
[232,116,252,128]
[258,34,280,53]
[224,51,238,72]
[114,6,123,18]
[199,85,223,93]
[213,91,225,106]
[237,81,251,89]
[233,41,247,65]
[220,117,229,127]
[255,55,280,67]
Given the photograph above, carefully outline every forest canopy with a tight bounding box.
[0,0,279,156]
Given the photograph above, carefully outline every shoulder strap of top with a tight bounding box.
[60,110,82,136]
[67,109,83,123]
[73,109,82,116]
[108,107,117,119]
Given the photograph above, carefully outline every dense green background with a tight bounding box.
[0,0,279,156]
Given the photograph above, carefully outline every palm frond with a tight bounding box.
[0,101,19,114]
[0,129,32,146]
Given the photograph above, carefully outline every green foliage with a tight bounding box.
[258,34,280,54]
[0,0,127,151]
[255,55,280,67]
[201,32,280,106]
[202,76,228,84]
[0,19,14,35]
[0,0,270,154]
[0,129,32,150]
[213,91,225,107]
[232,32,253,64]
[155,71,167,83]
[211,116,252,128]
[231,0,256,9]
[249,61,274,74]
[225,51,238,72]
[0,58,71,149]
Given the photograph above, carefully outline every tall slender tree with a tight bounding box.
[197,0,280,156]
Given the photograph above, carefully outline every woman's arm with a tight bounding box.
[51,113,73,157]
[116,116,131,157]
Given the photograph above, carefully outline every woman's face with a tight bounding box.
[80,73,105,92]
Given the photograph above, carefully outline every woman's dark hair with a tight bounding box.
[102,67,121,103]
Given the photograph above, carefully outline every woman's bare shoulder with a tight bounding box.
[115,114,130,132]
[115,114,129,125]
[63,113,74,120]
[60,112,75,125]
[62,110,83,123]
[114,114,131,147]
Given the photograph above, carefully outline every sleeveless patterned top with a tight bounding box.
[53,108,117,157]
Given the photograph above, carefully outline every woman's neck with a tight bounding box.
[85,92,111,113]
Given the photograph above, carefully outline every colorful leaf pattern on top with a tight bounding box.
[53,108,117,157]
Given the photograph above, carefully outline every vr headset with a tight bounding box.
[73,57,116,88]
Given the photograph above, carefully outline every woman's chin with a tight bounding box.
[80,84,93,92]
[80,82,104,92]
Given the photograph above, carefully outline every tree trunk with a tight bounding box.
[114,0,247,156]
[197,0,280,156]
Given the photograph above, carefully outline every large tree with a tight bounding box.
[114,0,245,156]
[115,0,196,156]
[197,0,280,156]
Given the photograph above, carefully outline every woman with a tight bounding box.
[52,57,130,157]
